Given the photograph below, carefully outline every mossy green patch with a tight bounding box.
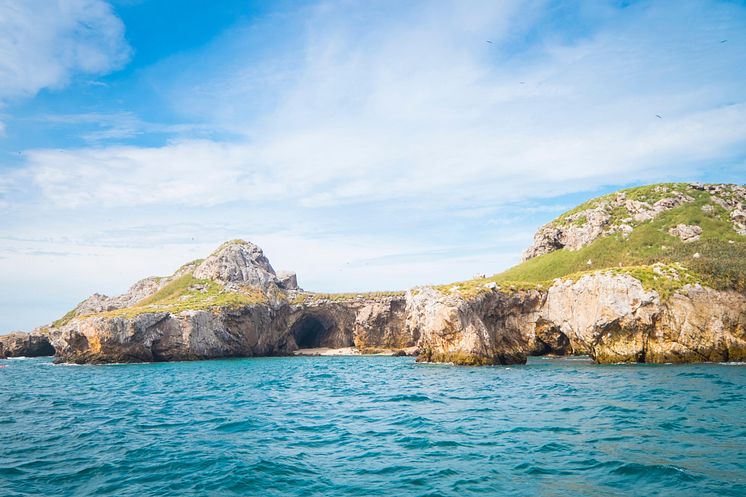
[93,273,267,319]
[52,309,78,328]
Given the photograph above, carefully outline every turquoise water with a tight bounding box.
[1,356,744,497]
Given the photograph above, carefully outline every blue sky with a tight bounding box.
[1,0,745,332]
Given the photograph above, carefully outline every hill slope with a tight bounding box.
[446,183,746,297]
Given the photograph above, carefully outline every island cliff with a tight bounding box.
[3,182,744,365]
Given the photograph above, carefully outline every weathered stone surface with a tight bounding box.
[0,331,55,358]
[647,286,746,363]
[194,241,279,291]
[406,287,539,365]
[541,274,659,363]
[668,224,702,243]
[50,295,414,364]
[72,276,170,316]
[415,273,746,364]
[732,208,746,236]
[276,271,299,291]
[522,189,696,260]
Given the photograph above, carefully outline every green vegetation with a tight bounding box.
[555,183,702,227]
[174,258,204,274]
[443,184,745,300]
[94,273,267,319]
[52,309,78,328]
[292,291,405,305]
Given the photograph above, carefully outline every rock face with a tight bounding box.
[51,295,413,364]
[407,287,540,365]
[71,277,170,316]
[276,271,300,291]
[0,332,55,358]
[193,241,279,291]
[406,273,745,365]
[523,187,694,260]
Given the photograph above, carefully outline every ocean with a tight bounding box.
[1,356,744,496]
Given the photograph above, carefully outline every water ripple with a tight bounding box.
[1,356,744,497]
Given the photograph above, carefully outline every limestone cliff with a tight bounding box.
[7,182,745,366]
[45,241,413,363]
[0,331,55,359]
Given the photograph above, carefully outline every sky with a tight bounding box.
[0,0,745,332]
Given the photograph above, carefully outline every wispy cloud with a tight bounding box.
[10,0,746,211]
[0,0,130,130]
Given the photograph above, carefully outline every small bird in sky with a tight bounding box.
[656,114,662,119]
[519,81,525,84]
[720,39,727,43]
[485,40,493,44]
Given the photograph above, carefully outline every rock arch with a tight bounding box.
[530,319,572,356]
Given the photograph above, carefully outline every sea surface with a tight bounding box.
[1,356,744,497]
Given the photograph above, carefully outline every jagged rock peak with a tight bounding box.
[193,239,278,289]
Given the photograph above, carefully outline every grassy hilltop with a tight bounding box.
[444,183,746,298]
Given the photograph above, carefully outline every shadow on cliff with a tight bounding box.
[290,314,352,349]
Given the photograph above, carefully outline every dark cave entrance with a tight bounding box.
[531,322,572,356]
[291,314,341,349]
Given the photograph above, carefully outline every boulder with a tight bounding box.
[276,271,299,291]
[669,224,702,243]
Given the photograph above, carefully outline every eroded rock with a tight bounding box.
[668,224,702,243]
[0,331,55,358]
[194,241,279,291]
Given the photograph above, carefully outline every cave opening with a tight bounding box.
[531,324,572,356]
[292,315,338,349]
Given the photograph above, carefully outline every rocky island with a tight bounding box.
[2,182,744,365]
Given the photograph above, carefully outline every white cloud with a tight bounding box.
[0,0,130,127]
[12,0,746,211]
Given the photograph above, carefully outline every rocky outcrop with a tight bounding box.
[523,183,746,261]
[37,240,746,366]
[407,287,541,365]
[276,271,300,291]
[408,273,745,365]
[669,224,702,243]
[51,306,285,363]
[523,186,695,260]
[72,277,170,316]
[50,294,413,364]
[0,331,55,358]
[193,240,279,291]
[541,273,659,363]
[648,286,746,362]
